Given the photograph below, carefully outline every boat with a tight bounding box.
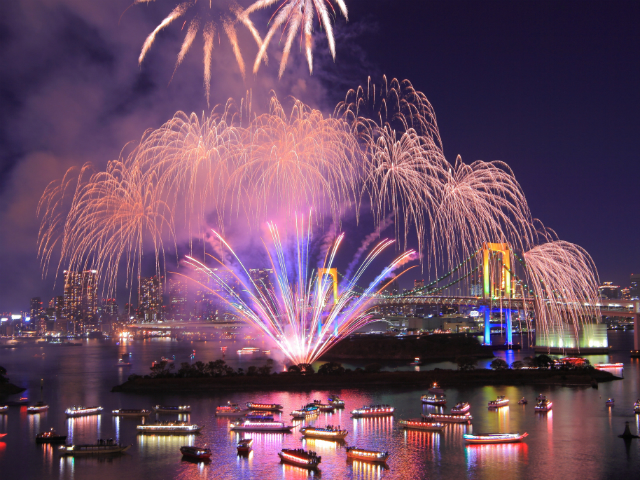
[27,401,49,413]
[278,448,321,469]
[215,402,246,416]
[36,428,67,444]
[0,433,6,438]
[328,397,345,408]
[290,404,319,419]
[594,363,624,369]
[229,420,293,432]
[245,413,274,421]
[606,398,615,406]
[312,399,335,412]
[59,439,130,455]
[161,356,175,363]
[534,399,553,412]
[428,383,445,395]
[518,397,528,405]
[0,405,7,413]
[153,405,191,413]
[451,402,471,414]
[65,406,103,417]
[536,394,547,401]
[634,399,640,414]
[345,446,390,463]
[351,405,394,417]
[112,409,151,416]
[245,402,283,411]
[237,347,260,354]
[115,359,131,367]
[488,396,509,408]
[463,432,528,444]
[410,357,422,366]
[237,438,253,454]
[398,419,445,431]
[137,422,202,434]
[180,445,211,460]
[422,413,473,423]
[421,394,447,406]
[300,425,348,440]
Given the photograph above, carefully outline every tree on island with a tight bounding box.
[511,360,525,369]
[456,357,477,371]
[0,365,7,383]
[288,363,315,374]
[318,362,346,375]
[490,358,509,370]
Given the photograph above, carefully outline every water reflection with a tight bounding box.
[348,459,388,479]
[465,442,529,471]
[67,415,101,444]
[137,434,196,456]
[279,462,320,478]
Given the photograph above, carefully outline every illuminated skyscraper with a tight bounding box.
[63,270,98,321]
[139,276,163,322]
[168,278,188,321]
[30,297,44,320]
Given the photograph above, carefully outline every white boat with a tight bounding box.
[351,405,394,417]
[328,397,345,408]
[422,412,473,423]
[300,425,348,440]
[245,402,283,411]
[421,394,447,405]
[536,394,547,402]
[0,405,8,413]
[136,422,202,434]
[27,402,49,413]
[112,409,151,416]
[345,447,390,463]
[398,419,445,431]
[534,399,552,412]
[65,406,103,417]
[278,448,321,469]
[153,405,191,413]
[59,439,130,455]
[216,402,247,416]
[428,383,445,395]
[488,396,509,408]
[463,432,528,444]
[229,420,293,432]
[451,402,471,414]
[634,400,640,414]
[605,398,615,407]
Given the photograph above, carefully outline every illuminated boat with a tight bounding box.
[351,405,394,418]
[518,397,528,405]
[35,428,67,444]
[237,347,260,354]
[594,363,624,369]
[313,400,335,412]
[115,359,132,367]
[229,420,293,432]
[421,394,447,406]
[428,383,445,395]
[153,405,191,413]
[290,404,319,419]
[245,402,283,411]
[398,419,445,431]
[463,432,528,444]
[606,398,615,406]
[245,413,274,421]
[345,446,389,463]
[137,422,202,434]
[237,438,253,454]
[27,402,50,413]
[536,394,547,401]
[180,446,211,460]
[410,357,422,365]
[534,399,553,412]
[451,402,471,414]
[59,439,130,455]
[0,405,7,413]
[65,406,103,417]
[278,448,321,469]
[328,397,345,408]
[488,396,509,408]
[300,425,348,440]
[634,400,640,414]
[215,402,246,416]
[422,413,473,423]
[112,409,151,416]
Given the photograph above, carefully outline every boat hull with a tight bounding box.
[300,429,348,440]
[464,434,527,444]
[137,427,202,434]
[399,421,444,432]
[112,410,151,416]
[346,451,389,463]
[36,436,67,444]
[422,414,472,423]
[60,445,131,455]
[231,426,292,432]
[278,453,320,469]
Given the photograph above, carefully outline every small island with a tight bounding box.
[0,365,26,396]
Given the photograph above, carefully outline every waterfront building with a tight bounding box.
[629,274,640,300]
[63,270,98,321]
[414,279,424,290]
[167,278,188,321]
[599,282,620,300]
[30,297,44,320]
[139,276,163,322]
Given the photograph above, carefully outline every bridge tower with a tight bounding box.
[317,268,338,335]
[482,243,513,346]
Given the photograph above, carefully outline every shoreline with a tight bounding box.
[111,368,619,394]
[0,383,27,396]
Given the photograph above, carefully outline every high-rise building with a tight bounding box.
[629,274,640,300]
[102,298,118,316]
[139,276,163,322]
[30,297,44,320]
[598,282,620,300]
[63,270,98,321]
[168,278,188,321]
[414,279,424,290]
[48,296,64,321]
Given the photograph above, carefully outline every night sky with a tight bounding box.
[0,0,638,311]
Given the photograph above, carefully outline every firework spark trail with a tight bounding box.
[135,0,264,104]
[183,220,413,365]
[244,0,348,77]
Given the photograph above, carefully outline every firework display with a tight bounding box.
[38,77,602,357]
